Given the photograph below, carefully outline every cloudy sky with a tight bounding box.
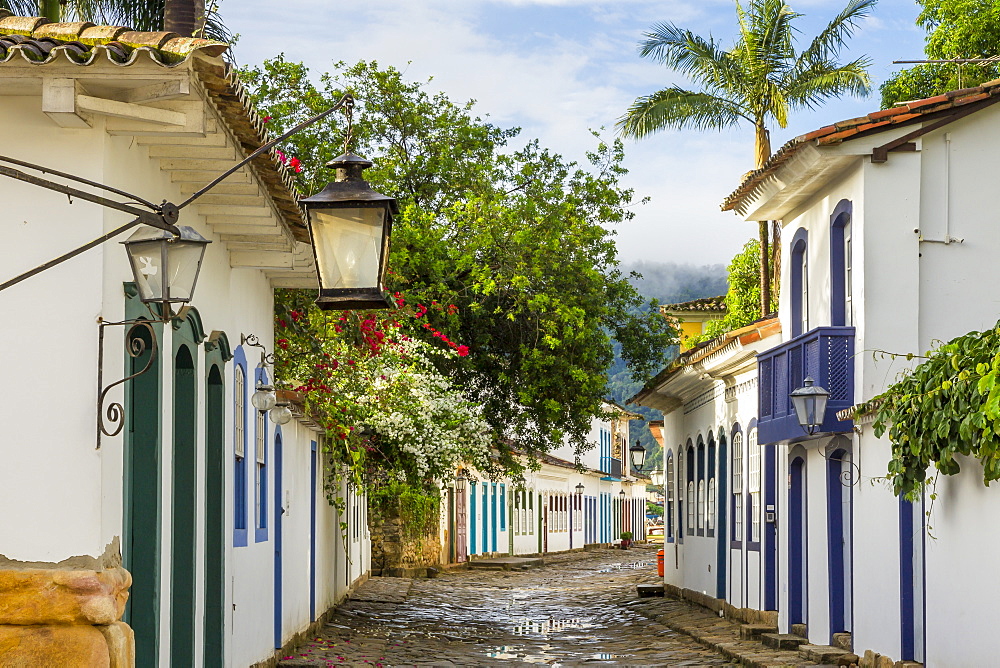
[227,0,927,265]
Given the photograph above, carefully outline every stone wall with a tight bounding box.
[0,541,133,667]
[369,504,441,577]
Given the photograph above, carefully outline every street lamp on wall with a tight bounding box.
[121,225,211,310]
[629,440,647,473]
[300,153,397,310]
[575,483,585,496]
[790,376,831,435]
[649,469,664,487]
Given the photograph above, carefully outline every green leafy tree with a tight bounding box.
[687,238,768,346]
[618,0,875,318]
[242,58,675,466]
[880,0,1000,107]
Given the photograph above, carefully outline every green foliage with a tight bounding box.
[646,500,663,518]
[687,238,766,346]
[869,322,1000,499]
[880,0,1000,107]
[369,480,441,539]
[243,58,675,462]
[620,531,633,541]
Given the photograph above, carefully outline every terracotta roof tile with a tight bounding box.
[0,15,311,242]
[907,93,951,109]
[661,295,727,313]
[721,79,1000,214]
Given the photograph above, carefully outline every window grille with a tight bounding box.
[234,366,245,458]
[748,429,760,542]
[687,481,695,534]
[697,480,705,530]
[732,433,743,541]
[845,225,853,325]
[707,479,716,532]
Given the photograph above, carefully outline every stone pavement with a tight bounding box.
[277,545,771,667]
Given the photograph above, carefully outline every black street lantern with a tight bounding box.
[619,489,626,499]
[575,483,585,495]
[300,153,398,310]
[122,224,211,307]
[629,440,647,473]
[790,376,831,435]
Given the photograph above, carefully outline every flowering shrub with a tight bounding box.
[273,289,492,493]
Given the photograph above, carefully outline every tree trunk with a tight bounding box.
[759,220,771,318]
[163,0,196,36]
[754,124,772,317]
[40,0,60,21]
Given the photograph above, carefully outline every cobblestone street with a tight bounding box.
[278,545,736,667]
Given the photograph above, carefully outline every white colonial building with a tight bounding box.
[636,78,1000,666]
[442,403,648,563]
[0,15,369,668]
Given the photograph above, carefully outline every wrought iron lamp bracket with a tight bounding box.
[97,317,160,449]
[240,333,275,367]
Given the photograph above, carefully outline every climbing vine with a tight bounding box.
[369,480,441,540]
[865,322,1000,499]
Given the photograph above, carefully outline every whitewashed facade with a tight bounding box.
[633,319,780,611]
[719,82,1000,665]
[0,18,369,668]
[443,404,647,562]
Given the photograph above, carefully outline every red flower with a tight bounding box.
[289,156,302,173]
[263,115,273,123]
[278,319,287,329]
[414,304,427,318]
[457,345,470,357]
[277,338,289,350]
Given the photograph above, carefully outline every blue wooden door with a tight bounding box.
[273,432,284,648]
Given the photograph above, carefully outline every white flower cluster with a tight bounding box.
[348,337,492,480]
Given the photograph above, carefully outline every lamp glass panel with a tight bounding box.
[251,388,277,411]
[650,470,664,486]
[630,445,646,470]
[127,239,165,301]
[791,394,814,427]
[311,207,385,289]
[164,240,207,302]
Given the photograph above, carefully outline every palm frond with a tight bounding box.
[796,0,877,66]
[617,87,750,139]
[0,0,41,16]
[785,58,873,111]
[640,22,753,105]
[62,1,232,41]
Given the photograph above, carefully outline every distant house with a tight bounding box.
[441,403,648,562]
[0,15,369,667]
[660,296,727,350]
[632,318,780,614]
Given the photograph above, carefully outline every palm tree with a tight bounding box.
[619,0,876,317]
[0,0,229,40]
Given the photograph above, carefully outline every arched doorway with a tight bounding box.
[789,454,807,628]
[171,343,197,665]
[827,443,853,641]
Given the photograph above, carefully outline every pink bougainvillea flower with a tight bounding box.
[263,115,273,123]
[457,345,470,357]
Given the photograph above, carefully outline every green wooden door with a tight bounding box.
[203,355,227,667]
[123,293,163,666]
[171,343,197,666]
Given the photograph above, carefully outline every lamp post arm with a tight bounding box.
[0,163,178,232]
[178,93,355,210]
[0,217,144,293]
[0,155,160,211]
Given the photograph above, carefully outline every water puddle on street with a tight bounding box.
[511,616,591,635]
[596,561,653,573]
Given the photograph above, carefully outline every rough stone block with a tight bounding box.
[97,622,134,668]
[860,649,879,668]
[838,654,861,666]
[0,624,110,667]
[876,656,896,668]
[799,644,851,663]
[0,567,131,625]
[790,623,808,638]
[740,623,777,640]
[760,632,808,650]
[636,584,664,598]
[833,632,853,651]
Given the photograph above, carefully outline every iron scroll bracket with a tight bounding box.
[97,318,159,449]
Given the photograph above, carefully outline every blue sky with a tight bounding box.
[228,0,927,265]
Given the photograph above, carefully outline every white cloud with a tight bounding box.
[227,0,925,265]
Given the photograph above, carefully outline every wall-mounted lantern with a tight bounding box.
[629,440,647,473]
[121,224,211,309]
[300,153,397,310]
[790,376,831,435]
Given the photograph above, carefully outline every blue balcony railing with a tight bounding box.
[600,457,622,479]
[757,326,855,444]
